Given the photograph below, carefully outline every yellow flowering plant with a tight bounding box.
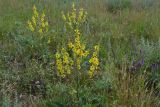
[56,3,100,79]
[27,5,49,38]
[62,3,87,30]
[89,45,100,77]
[55,27,100,105]
[26,5,51,60]
[51,3,100,105]
[56,28,99,78]
[55,47,74,78]
[68,28,89,70]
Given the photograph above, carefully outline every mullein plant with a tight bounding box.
[55,47,74,78]
[56,3,100,79]
[27,5,51,61]
[55,3,100,105]
[28,5,48,35]
[27,5,50,43]
[55,28,100,105]
[62,3,87,30]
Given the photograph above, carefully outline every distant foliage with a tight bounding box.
[106,0,131,12]
[139,0,155,9]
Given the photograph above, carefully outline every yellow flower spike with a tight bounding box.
[71,5,76,23]
[88,45,100,78]
[74,28,80,35]
[33,5,37,13]
[72,3,76,11]
[68,27,89,59]
[32,16,36,26]
[78,8,83,22]
[68,42,74,49]
[76,58,81,70]
[62,2,87,29]
[33,5,39,18]
[27,5,49,35]
[28,20,34,31]
[41,15,45,22]
[57,59,65,77]
[56,48,73,78]
[89,65,95,77]
[67,13,71,21]
[55,52,64,77]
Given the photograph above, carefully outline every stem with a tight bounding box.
[76,70,79,104]
[74,56,80,107]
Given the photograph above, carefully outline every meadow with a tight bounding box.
[0,0,160,107]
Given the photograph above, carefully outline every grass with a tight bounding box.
[0,0,160,107]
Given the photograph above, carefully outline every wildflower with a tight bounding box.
[62,3,87,29]
[56,56,65,77]
[89,45,100,77]
[76,58,81,70]
[33,5,39,18]
[55,48,73,78]
[41,12,45,22]
[27,5,49,35]
[69,29,89,57]
[78,8,87,22]
[67,28,90,73]
[28,20,34,31]
[32,16,36,26]
[68,42,74,48]
[56,3,100,79]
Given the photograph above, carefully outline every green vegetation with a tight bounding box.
[0,0,160,107]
